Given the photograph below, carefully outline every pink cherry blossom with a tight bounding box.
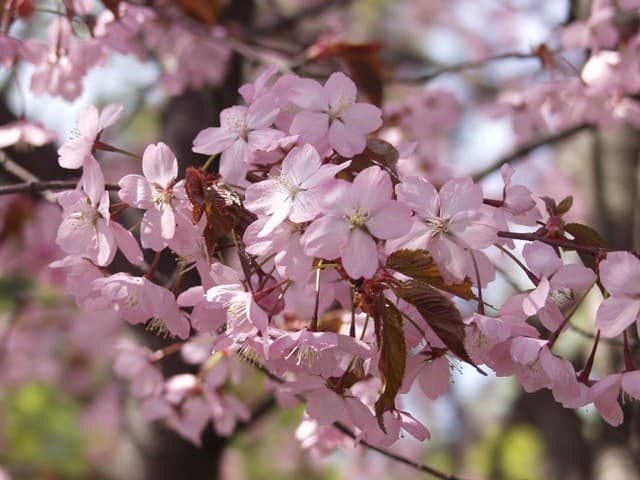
[302,166,411,279]
[243,217,312,281]
[58,103,124,169]
[0,120,56,149]
[0,35,21,67]
[21,18,105,101]
[56,155,142,266]
[91,272,190,339]
[244,144,350,237]
[522,241,596,330]
[589,370,640,426]
[388,176,497,284]
[595,251,640,337]
[289,72,382,156]
[192,94,284,183]
[119,142,189,251]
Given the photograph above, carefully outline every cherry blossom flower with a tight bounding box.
[400,353,450,400]
[244,144,350,237]
[589,370,640,426]
[243,217,312,281]
[522,241,596,330]
[91,272,190,339]
[0,120,56,149]
[302,166,411,279]
[192,94,284,183]
[289,72,382,157]
[595,251,640,337]
[0,35,21,67]
[388,176,497,284]
[58,103,124,169]
[119,142,189,251]
[56,155,142,267]
[21,18,105,101]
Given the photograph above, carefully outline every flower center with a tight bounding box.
[427,217,449,237]
[346,205,370,229]
[222,107,249,139]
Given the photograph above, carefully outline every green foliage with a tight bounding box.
[466,424,545,480]
[0,383,89,478]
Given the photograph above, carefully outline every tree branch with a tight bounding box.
[245,359,469,480]
[254,0,350,34]
[472,123,592,182]
[0,180,119,197]
[390,51,540,84]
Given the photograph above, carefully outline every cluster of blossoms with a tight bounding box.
[4,1,640,471]
[0,0,231,100]
[40,65,640,451]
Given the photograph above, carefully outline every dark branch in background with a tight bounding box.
[0,180,119,196]
[255,0,350,34]
[390,52,540,84]
[472,123,592,182]
[246,359,468,480]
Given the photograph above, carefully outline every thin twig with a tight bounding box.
[496,231,606,255]
[0,180,120,197]
[245,358,468,480]
[472,124,592,182]
[391,52,540,84]
[254,0,349,34]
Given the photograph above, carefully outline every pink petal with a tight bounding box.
[118,174,153,208]
[325,72,357,108]
[112,222,143,265]
[340,103,382,133]
[341,229,379,279]
[306,388,344,425]
[366,201,411,240]
[352,166,392,212]
[142,142,178,185]
[97,103,124,130]
[438,177,483,218]
[417,357,450,400]
[599,252,640,298]
[596,297,640,337]
[396,176,439,216]
[290,110,329,145]
[522,241,562,279]
[81,155,105,206]
[219,139,249,183]
[301,216,350,260]
[192,127,237,155]
[247,94,279,130]
[591,375,624,426]
[247,128,284,151]
[328,119,366,157]
[78,104,100,138]
[289,78,328,111]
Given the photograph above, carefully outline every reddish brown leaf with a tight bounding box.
[556,196,573,215]
[338,138,399,182]
[373,298,406,432]
[393,280,474,365]
[386,249,476,300]
[176,0,222,25]
[564,222,607,269]
[184,167,255,253]
[308,40,384,106]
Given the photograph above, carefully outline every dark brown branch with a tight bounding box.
[245,359,468,480]
[0,180,120,196]
[255,0,350,34]
[496,230,606,255]
[391,52,540,84]
[331,423,468,480]
[472,123,592,182]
